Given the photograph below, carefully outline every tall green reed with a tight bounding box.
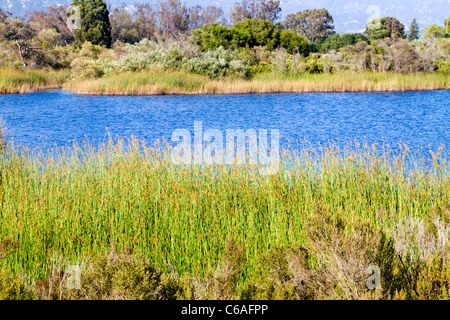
[0,136,448,283]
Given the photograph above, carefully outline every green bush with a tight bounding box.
[437,60,450,73]
[183,47,250,79]
[192,23,233,51]
[240,245,316,300]
[79,249,164,300]
[192,19,310,57]
[316,33,369,53]
[0,239,34,300]
[35,247,179,300]
[303,55,324,74]
[0,266,34,300]
[71,57,104,79]
[279,29,310,55]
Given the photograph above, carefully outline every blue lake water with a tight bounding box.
[0,89,449,155]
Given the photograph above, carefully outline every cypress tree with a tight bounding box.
[408,18,419,40]
[70,0,112,48]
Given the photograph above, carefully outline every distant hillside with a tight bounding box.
[1,0,448,33]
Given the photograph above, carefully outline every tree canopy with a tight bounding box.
[408,18,419,40]
[315,33,369,52]
[283,9,335,43]
[365,16,406,40]
[230,0,281,24]
[193,18,309,55]
[70,0,112,48]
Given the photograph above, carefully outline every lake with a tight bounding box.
[0,89,449,155]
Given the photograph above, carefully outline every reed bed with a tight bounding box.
[0,69,70,94]
[64,70,450,95]
[0,136,449,292]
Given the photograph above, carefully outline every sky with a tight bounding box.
[1,0,449,33]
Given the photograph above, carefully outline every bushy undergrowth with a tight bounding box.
[1,205,449,300]
[66,35,450,81]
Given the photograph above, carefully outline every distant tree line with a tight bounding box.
[0,0,448,75]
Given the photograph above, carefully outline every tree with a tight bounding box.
[365,17,406,40]
[3,18,34,67]
[445,17,450,33]
[0,8,10,23]
[283,9,335,43]
[200,6,225,27]
[316,33,369,52]
[27,5,74,45]
[134,3,157,41]
[0,8,12,39]
[70,0,112,48]
[1,16,59,68]
[230,0,281,24]
[156,0,190,35]
[230,18,280,49]
[279,29,309,55]
[407,18,419,40]
[188,5,224,30]
[257,0,281,23]
[421,24,446,40]
[110,4,140,44]
[192,22,233,51]
[192,18,309,56]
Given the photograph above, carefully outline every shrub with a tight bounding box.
[240,245,318,300]
[316,33,369,53]
[192,19,309,57]
[0,266,34,300]
[437,60,450,73]
[35,247,179,300]
[79,249,163,300]
[70,42,111,79]
[174,237,246,300]
[192,23,233,51]
[183,47,250,79]
[0,239,34,300]
[303,55,324,74]
[279,29,309,55]
[71,57,103,79]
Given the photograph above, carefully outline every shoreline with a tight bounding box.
[0,85,64,95]
[1,70,448,95]
[62,70,450,96]
[67,87,449,96]
[2,84,449,95]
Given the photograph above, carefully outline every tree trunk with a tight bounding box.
[15,40,27,68]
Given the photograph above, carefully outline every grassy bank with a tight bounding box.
[0,69,70,94]
[1,69,448,95]
[63,70,450,95]
[0,137,450,299]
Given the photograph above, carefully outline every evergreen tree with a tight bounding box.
[365,16,406,40]
[408,18,419,40]
[69,0,112,48]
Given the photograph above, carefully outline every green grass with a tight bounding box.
[2,68,448,95]
[64,70,450,95]
[0,137,449,297]
[0,69,71,94]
